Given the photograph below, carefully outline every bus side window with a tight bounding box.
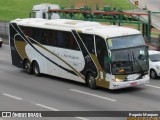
[95,36,110,73]
[56,31,65,47]
[41,29,48,45]
[79,33,94,54]
[32,28,41,42]
[69,33,80,50]
[64,32,70,49]
[21,27,32,39]
[69,34,74,49]
[48,30,56,46]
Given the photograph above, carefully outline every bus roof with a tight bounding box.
[10,18,141,38]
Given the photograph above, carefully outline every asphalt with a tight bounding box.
[1,38,9,45]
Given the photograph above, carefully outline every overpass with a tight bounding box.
[130,0,160,31]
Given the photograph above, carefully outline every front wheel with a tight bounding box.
[33,62,41,76]
[86,73,96,89]
[150,69,157,79]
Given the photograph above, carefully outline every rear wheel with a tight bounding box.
[24,60,32,74]
[33,62,41,76]
[86,73,96,89]
[150,69,157,79]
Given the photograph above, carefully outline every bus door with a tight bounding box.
[95,36,111,81]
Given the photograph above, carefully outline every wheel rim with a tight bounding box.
[33,63,39,75]
[88,73,96,89]
[34,65,39,74]
[89,75,94,86]
[25,61,30,73]
[151,70,156,79]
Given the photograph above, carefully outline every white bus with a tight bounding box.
[9,18,149,89]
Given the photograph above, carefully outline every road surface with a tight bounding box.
[0,45,160,120]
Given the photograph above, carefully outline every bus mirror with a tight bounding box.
[108,50,112,63]
[108,50,111,56]
[107,56,112,63]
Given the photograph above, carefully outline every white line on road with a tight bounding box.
[70,89,117,102]
[3,93,23,100]
[35,103,59,111]
[145,84,160,89]
[75,117,89,120]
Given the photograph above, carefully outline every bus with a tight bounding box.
[9,18,149,89]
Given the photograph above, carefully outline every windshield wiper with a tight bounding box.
[127,51,134,71]
[132,51,144,78]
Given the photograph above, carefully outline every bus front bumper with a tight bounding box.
[109,75,150,90]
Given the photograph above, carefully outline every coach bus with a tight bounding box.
[9,18,149,89]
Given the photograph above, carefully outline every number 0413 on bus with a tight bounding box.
[9,18,149,89]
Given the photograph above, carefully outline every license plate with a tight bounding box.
[130,82,137,86]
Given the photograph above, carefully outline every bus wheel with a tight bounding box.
[87,73,96,89]
[33,62,40,76]
[150,69,157,79]
[24,60,32,74]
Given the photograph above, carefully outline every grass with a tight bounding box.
[0,0,136,21]
[104,0,136,10]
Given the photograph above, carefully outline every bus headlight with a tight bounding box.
[114,78,123,82]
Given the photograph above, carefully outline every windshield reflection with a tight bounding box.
[111,47,148,75]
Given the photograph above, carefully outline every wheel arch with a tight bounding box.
[150,68,156,73]
[31,59,41,72]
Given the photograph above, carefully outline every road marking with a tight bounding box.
[3,93,23,100]
[76,117,89,120]
[35,103,59,111]
[145,84,160,89]
[70,89,116,102]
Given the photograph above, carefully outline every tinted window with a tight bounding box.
[21,26,80,50]
[79,33,94,54]
[107,35,145,50]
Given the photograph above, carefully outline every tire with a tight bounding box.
[86,72,96,89]
[150,69,157,79]
[0,44,2,47]
[24,60,32,74]
[33,62,41,76]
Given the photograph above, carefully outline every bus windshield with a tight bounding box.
[106,35,149,75]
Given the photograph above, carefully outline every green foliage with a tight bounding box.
[0,0,135,21]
